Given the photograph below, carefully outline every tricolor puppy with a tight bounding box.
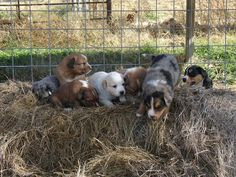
[50,80,99,108]
[136,54,180,121]
[32,75,60,99]
[123,67,147,104]
[88,71,126,108]
[56,54,92,85]
[182,65,213,89]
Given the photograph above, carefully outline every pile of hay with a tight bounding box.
[0,81,235,177]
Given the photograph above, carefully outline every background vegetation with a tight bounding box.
[0,0,235,85]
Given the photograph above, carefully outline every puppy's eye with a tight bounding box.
[122,83,125,86]
[113,85,117,88]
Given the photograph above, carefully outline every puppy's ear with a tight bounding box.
[197,66,208,78]
[163,87,173,107]
[67,57,75,68]
[124,75,129,84]
[197,66,213,88]
[102,80,107,88]
[203,78,213,89]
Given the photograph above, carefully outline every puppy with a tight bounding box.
[56,54,92,85]
[50,80,99,108]
[182,65,213,89]
[32,75,60,99]
[88,71,126,108]
[123,67,147,104]
[136,54,180,121]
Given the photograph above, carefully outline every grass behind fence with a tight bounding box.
[0,45,235,85]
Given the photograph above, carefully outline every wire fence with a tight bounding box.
[0,0,235,87]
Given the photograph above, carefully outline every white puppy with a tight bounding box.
[88,71,126,107]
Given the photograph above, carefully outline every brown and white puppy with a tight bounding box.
[182,65,213,89]
[123,67,147,104]
[56,54,92,85]
[136,54,180,121]
[50,80,99,108]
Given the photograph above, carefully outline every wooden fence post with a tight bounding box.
[107,0,112,24]
[185,0,195,62]
[16,0,21,20]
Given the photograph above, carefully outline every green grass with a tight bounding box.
[0,45,235,84]
[194,46,236,84]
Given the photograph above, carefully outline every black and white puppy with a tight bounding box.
[136,54,180,121]
[88,71,126,108]
[32,75,60,99]
[182,65,213,89]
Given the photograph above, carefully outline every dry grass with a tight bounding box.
[0,0,235,49]
[0,80,235,177]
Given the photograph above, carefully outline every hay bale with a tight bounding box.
[0,81,235,177]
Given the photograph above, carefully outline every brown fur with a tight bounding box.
[186,74,204,86]
[137,96,170,121]
[124,67,146,95]
[50,80,98,108]
[56,54,92,85]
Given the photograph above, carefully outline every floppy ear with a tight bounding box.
[67,57,75,68]
[102,79,107,89]
[163,87,173,107]
[124,75,129,84]
[203,77,213,89]
[197,66,208,79]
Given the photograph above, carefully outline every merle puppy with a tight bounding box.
[32,75,60,99]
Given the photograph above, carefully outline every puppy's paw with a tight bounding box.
[119,96,126,103]
[64,108,73,112]
[136,112,143,117]
[101,100,114,108]
[106,103,114,108]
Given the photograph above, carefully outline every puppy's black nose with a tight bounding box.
[120,91,124,95]
[182,78,186,82]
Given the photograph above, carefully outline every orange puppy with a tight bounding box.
[50,80,99,108]
[56,54,92,85]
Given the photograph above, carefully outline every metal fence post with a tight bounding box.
[185,0,195,62]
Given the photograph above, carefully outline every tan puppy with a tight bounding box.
[123,67,147,104]
[124,67,146,96]
[50,80,99,108]
[56,54,92,85]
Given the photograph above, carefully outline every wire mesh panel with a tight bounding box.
[0,0,235,88]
